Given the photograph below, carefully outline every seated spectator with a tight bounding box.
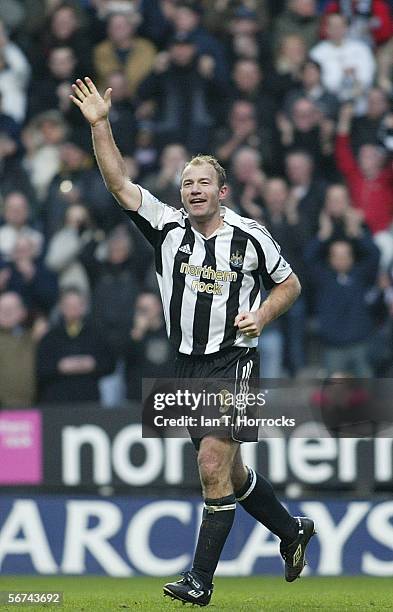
[125,292,174,401]
[0,191,43,260]
[318,183,368,243]
[137,34,225,153]
[171,1,229,85]
[283,59,339,120]
[22,110,67,204]
[350,87,390,154]
[93,9,156,97]
[335,103,393,235]
[36,287,115,404]
[45,204,99,296]
[274,0,320,51]
[229,146,266,221]
[305,233,380,376]
[321,0,393,47]
[310,13,375,106]
[284,149,327,236]
[0,19,31,123]
[142,143,189,209]
[0,292,44,407]
[1,235,58,314]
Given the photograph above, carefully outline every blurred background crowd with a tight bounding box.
[0,0,392,409]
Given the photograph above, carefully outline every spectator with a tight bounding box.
[84,228,144,358]
[276,97,336,174]
[321,0,393,47]
[105,69,137,155]
[125,292,174,401]
[82,227,144,406]
[137,34,225,153]
[284,149,327,237]
[171,2,229,84]
[229,146,266,221]
[310,13,375,106]
[224,6,272,68]
[27,46,80,122]
[34,3,92,78]
[21,111,67,204]
[0,292,43,407]
[283,58,339,120]
[335,103,393,235]
[270,33,307,99]
[45,203,100,295]
[0,19,31,123]
[142,143,188,209]
[318,183,368,243]
[1,235,58,314]
[377,37,393,97]
[350,87,390,153]
[93,10,156,97]
[262,177,310,374]
[0,191,43,260]
[36,287,115,404]
[305,233,380,376]
[231,58,277,128]
[274,0,320,51]
[214,100,262,166]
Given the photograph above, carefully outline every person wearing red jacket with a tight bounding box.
[335,103,393,235]
[321,1,393,46]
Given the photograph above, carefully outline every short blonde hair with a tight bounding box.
[182,155,227,189]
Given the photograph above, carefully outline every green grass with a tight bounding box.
[0,576,392,611]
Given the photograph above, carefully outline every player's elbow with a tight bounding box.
[288,272,302,300]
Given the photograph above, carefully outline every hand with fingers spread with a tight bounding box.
[234,311,263,339]
[70,77,112,127]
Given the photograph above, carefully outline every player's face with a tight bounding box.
[180,163,227,221]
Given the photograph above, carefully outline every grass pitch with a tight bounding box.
[0,576,392,611]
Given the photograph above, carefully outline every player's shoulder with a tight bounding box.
[139,185,187,225]
[225,208,272,240]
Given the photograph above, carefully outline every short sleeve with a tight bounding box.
[137,186,184,230]
[252,225,292,286]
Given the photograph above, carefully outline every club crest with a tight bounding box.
[230,251,243,268]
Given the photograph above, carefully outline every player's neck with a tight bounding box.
[190,213,224,238]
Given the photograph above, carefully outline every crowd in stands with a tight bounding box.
[0,0,392,408]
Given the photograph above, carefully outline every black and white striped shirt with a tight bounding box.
[125,187,292,355]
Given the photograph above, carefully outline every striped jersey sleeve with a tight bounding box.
[137,186,185,229]
[241,220,292,288]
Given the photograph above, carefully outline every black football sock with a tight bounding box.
[192,494,236,587]
[235,468,298,545]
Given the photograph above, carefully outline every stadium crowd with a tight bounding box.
[0,0,392,408]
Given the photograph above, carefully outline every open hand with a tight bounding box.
[70,77,111,126]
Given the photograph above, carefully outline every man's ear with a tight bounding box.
[219,184,228,201]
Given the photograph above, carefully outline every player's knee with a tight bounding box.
[198,452,229,488]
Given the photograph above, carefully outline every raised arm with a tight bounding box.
[70,77,141,211]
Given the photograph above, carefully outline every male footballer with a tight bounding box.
[71,77,315,607]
